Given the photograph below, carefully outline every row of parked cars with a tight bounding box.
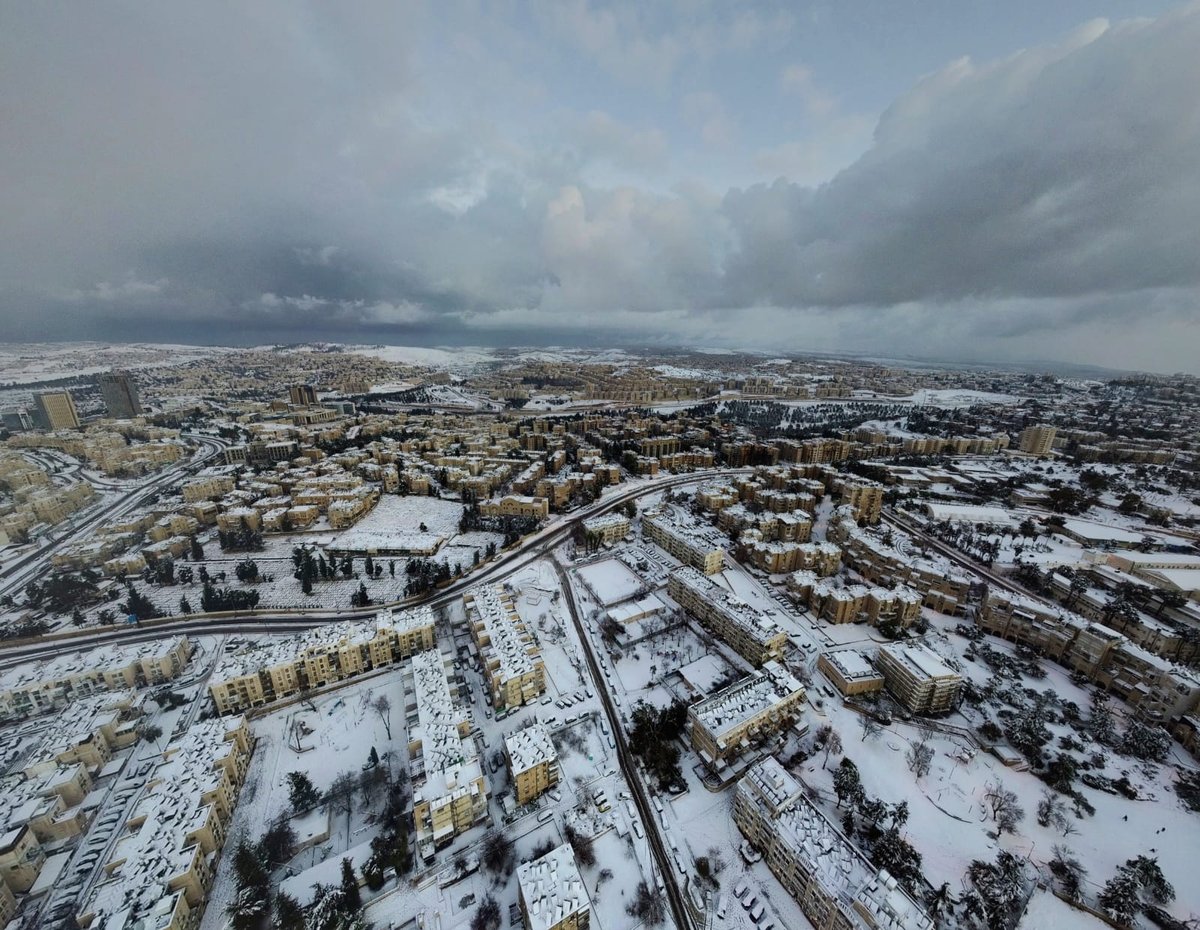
[720,880,774,930]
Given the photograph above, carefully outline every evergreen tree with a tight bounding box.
[340,857,362,912]
[272,891,305,930]
[833,758,864,809]
[287,771,321,812]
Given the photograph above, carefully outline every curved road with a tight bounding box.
[0,468,747,666]
[0,433,229,600]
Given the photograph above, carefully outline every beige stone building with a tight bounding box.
[733,758,932,930]
[208,609,435,714]
[1017,424,1057,455]
[479,495,550,520]
[817,651,885,697]
[76,716,252,930]
[835,479,884,524]
[0,638,192,722]
[688,662,806,773]
[668,567,787,667]
[409,650,488,856]
[32,391,80,430]
[465,584,546,708]
[875,644,962,714]
[505,723,559,805]
[582,512,630,545]
[517,843,592,930]
[642,508,726,574]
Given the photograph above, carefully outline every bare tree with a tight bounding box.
[373,694,393,740]
[823,729,844,770]
[326,770,358,832]
[859,716,883,742]
[906,741,935,778]
[983,780,1024,835]
[1037,789,1075,836]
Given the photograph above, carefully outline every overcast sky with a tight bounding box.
[1,1,1197,372]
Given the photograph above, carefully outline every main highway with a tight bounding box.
[0,467,748,667]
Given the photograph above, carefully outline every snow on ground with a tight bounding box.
[576,558,646,606]
[330,495,464,551]
[1019,888,1108,929]
[200,670,406,930]
[345,344,497,369]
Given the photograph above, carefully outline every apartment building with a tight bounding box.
[0,879,15,927]
[688,661,806,774]
[208,609,435,714]
[28,691,142,773]
[76,716,252,930]
[0,826,44,894]
[642,508,726,574]
[733,758,932,930]
[838,526,971,616]
[98,371,143,418]
[0,638,192,722]
[875,644,963,714]
[289,384,318,406]
[32,391,80,430]
[465,584,546,708]
[517,843,591,930]
[181,475,236,502]
[818,651,886,697]
[408,649,488,856]
[668,567,788,667]
[505,723,559,805]
[1017,424,1057,455]
[479,495,550,520]
[863,587,923,629]
[582,512,630,545]
[835,479,884,524]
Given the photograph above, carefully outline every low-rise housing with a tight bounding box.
[668,567,787,667]
[505,723,559,805]
[688,661,806,774]
[875,644,963,714]
[517,843,591,930]
[734,757,932,930]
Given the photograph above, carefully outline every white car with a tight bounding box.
[732,880,748,901]
[716,895,727,919]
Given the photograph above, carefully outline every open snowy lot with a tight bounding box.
[330,495,465,552]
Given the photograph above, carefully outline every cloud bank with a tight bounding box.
[1,2,1196,372]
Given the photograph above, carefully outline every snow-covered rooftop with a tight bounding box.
[671,567,784,646]
[504,723,556,775]
[466,584,542,682]
[738,758,932,930]
[517,843,591,930]
[691,661,804,742]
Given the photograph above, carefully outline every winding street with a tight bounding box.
[0,468,748,668]
[0,433,230,600]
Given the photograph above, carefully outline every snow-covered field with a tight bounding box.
[330,495,464,552]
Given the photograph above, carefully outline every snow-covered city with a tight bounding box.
[1,344,1199,930]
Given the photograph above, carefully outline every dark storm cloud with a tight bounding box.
[720,11,1200,316]
[0,3,1197,370]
